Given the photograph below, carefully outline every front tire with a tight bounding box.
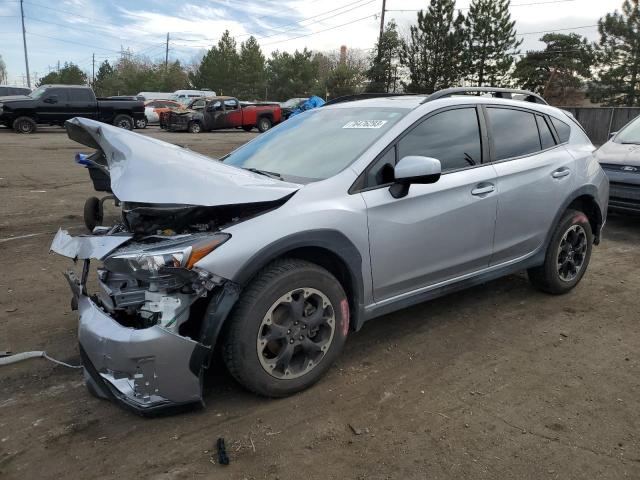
[188,121,202,134]
[257,117,272,133]
[223,259,349,397]
[113,114,133,130]
[528,209,593,294]
[13,116,37,134]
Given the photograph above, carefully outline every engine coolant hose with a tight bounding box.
[0,351,82,369]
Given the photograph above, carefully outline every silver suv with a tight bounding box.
[52,88,609,414]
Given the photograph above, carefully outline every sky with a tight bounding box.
[0,0,627,87]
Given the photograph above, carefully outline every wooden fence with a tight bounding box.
[561,107,640,145]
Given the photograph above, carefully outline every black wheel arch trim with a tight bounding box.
[546,185,604,247]
[231,229,366,331]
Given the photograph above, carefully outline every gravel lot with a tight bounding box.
[1,125,639,480]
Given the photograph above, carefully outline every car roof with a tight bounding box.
[38,84,91,89]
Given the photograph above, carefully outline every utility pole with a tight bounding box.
[165,32,170,71]
[378,0,387,48]
[20,0,31,88]
[92,53,95,87]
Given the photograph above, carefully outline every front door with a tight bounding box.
[484,107,577,265]
[38,88,68,122]
[362,107,498,302]
[204,100,226,130]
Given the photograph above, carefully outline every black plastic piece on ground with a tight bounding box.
[217,437,229,465]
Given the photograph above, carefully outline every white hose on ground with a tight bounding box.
[0,351,82,369]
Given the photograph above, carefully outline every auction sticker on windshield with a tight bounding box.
[343,120,388,129]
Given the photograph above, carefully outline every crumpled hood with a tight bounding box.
[596,140,640,166]
[65,117,300,206]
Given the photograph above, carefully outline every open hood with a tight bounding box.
[65,117,300,206]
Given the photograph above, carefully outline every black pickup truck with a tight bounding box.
[0,84,145,133]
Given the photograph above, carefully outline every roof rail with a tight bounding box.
[422,87,548,105]
[324,92,417,106]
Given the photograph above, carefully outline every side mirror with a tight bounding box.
[43,95,58,104]
[389,156,442,199]
[609,131,618,139]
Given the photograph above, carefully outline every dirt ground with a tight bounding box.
[1,125,639,480]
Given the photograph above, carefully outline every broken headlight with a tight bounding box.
[104,233,230,282]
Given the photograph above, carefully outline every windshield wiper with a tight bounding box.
[244,167,282,179]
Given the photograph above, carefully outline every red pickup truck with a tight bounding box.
[162,96,282,133]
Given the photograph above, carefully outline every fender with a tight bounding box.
[232,229,366,330]
[543,185,604,250]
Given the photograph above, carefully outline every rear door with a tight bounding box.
[223,99,242,128]
[486,107,576,265]
[362,106,499,302]
[66,88,97,120]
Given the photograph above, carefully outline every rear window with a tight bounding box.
[551,117,571,143]
[536,115,556,149]
[487,108,541,160]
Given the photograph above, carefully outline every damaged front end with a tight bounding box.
[51,227,240,414]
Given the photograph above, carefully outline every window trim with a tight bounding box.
[549,115,572,145]
[350,104,488,194]
[482,105,563,164]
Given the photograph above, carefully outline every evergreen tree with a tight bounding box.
[512,33,594,105]
[464,0,521,86]
[589,0,640,106]
[38,62,88,86]
[400,0,465,93]
[93,60,115,96]
[237,36,266,100]
[366,21,402,92]
[189,30,239,95]
[266,49,319,100]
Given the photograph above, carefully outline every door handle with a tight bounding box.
[471,183,495,196]
[552,168,571,179]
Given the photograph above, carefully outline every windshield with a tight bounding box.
[616,116,640,144]
[29,86,48,99]
[223,106,408,182]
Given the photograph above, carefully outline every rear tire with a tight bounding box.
[113,114,133,130]
[223,259,349,397]
[188,121,202,134]
[257,117,272,133]
[83,196,103,232]
[13,116,37,134]
[528,209,593,294]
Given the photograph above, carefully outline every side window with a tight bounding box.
[224,99,239,110]
[397,108,482,172]
[551,116,571,143]
[45,88,67,103]
[366,147,396,188]
[69,89,93,102]
[536,115,556,150]
[487,108,541,160]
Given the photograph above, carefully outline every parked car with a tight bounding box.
[141,99,182,128]
[162,96,282,133]
[137,91,173,101]
[0,85,31,97]
[0,84,145,133]
[170,89,216,105]
[595,114,640,213]
[288,95,325,118]
[51,87,607,414]
[280,97,308,119]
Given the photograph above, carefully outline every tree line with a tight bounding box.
[27,0,640,106]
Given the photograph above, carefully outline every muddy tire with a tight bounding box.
[13,116,37,134]
[188,121,202,134]
[257,116,272,133]
[528,209,593,294]
[83,196,103,232]
[223,259,349,397]
[242,125,253,132]
[113,114,133,130]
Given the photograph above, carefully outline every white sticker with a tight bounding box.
[342,120,388,129]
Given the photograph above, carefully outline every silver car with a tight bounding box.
[595,114,640,213]
[51,88,609,414]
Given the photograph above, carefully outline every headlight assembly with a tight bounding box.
[104,233,229,282]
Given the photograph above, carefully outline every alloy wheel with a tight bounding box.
[556,224,587,282]
[257,288,335,379]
